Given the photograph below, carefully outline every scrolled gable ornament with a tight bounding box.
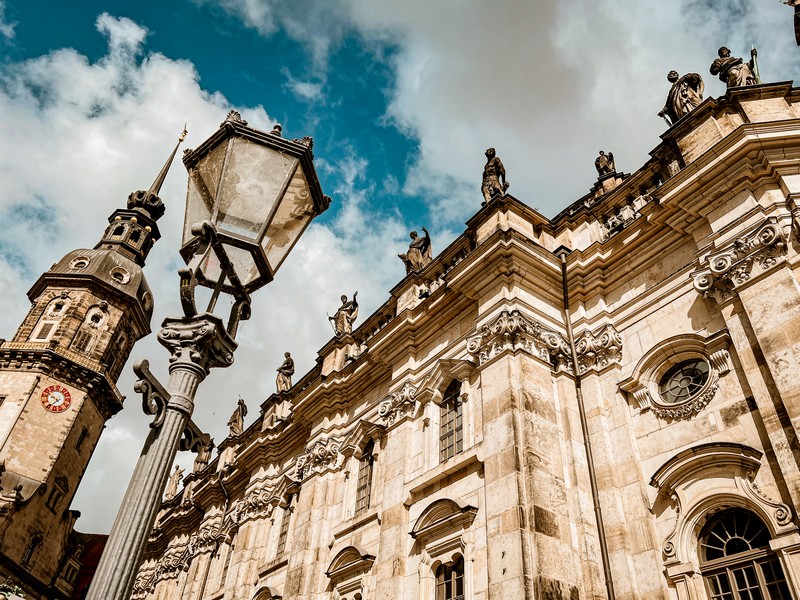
[692,217,789,303]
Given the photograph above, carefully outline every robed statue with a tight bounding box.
[227,397,248,437]
[658,70,704,126]
[481,148,509,204]
[398,227,433,274]
[276,352,295,393]
[165,465,184,501]
[710,46,757,88]
[329,292,359,337]
[193,438,215,473]
[594,151,616,176]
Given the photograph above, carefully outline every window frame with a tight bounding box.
[439,381,464,463]
[354,440,375,517]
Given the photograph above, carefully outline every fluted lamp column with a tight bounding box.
[86,112,330,600]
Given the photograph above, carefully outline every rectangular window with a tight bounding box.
[276,496,293,556]
[72,330,94,353]
[355,442,375,516]
[439,399,463,463]
[75,428,88,452]
[0,396,6,408]
[32,321,56,341]
[219,533,237,589]
[22,536,41,565]
[46,487,63,512]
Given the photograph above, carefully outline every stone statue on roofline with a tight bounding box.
[398,227,433,274]
[659,70,705,126]
[329,292,359,337]
[227,397,247,437]
[710,46,758,88]
[481,148,509,205]
[165,465,184,501]
[193,438,215,473]
[595,151,616,176]
[276,352,295,393]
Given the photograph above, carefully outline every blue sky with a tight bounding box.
[0,0,798,532]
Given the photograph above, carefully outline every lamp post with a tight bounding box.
[86,111,330,600]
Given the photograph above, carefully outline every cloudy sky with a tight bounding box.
[0,0,797,533]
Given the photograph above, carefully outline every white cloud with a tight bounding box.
[283,71,324,101]
[0,12,411,533]
[0,1,15,39]
[215,0,800,219]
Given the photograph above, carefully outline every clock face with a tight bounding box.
[41,385,72,413]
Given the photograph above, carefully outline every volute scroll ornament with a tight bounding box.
[692,217,789,303]
[466,309,622,374]
[296,436,344,476]
[465,309,570,369]
[378,382,418,424]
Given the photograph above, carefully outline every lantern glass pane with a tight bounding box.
[262,164,316,273]
[197,244,260,288]
[224,243,260,287]
[183,140,228,246]
[215,137,298,242]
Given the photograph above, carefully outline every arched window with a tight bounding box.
[436,556,464,600]
[699,508,791,599]
[439,380,463,462]
[355,440,375,516]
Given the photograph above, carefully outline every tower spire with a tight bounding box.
[147,124,188,199]
[97,125,189,266]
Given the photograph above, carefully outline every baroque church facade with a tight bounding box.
[129,80,800,599]
[3,73,800,600]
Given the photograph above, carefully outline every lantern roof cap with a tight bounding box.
[182,111,330,215]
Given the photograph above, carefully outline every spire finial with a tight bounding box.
[147,124,188,198]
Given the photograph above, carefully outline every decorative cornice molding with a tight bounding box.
[466,310,569,369]
[692,216,789,303]
[465,309,623,374]
[574,323,623,373]
[296,436,343,475]
[377,382,418,425]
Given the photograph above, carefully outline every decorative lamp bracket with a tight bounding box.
[133,358,212,452]
[178,221,252,337]
[134,359,169,429]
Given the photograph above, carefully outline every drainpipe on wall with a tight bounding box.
[556,247,616,600]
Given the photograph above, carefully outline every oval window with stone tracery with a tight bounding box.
[658,359,709,404]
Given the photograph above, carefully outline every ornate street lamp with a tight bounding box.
[86,112,330,600]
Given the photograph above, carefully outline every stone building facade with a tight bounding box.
[129,81,800,600]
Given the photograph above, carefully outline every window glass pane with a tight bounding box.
[659,359,709,404]
[760,559,792,600]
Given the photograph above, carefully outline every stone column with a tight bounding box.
[86,314,235,600]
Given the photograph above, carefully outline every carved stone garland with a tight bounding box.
[692,216,789,303]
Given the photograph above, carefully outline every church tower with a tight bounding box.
[0,131,185,598]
